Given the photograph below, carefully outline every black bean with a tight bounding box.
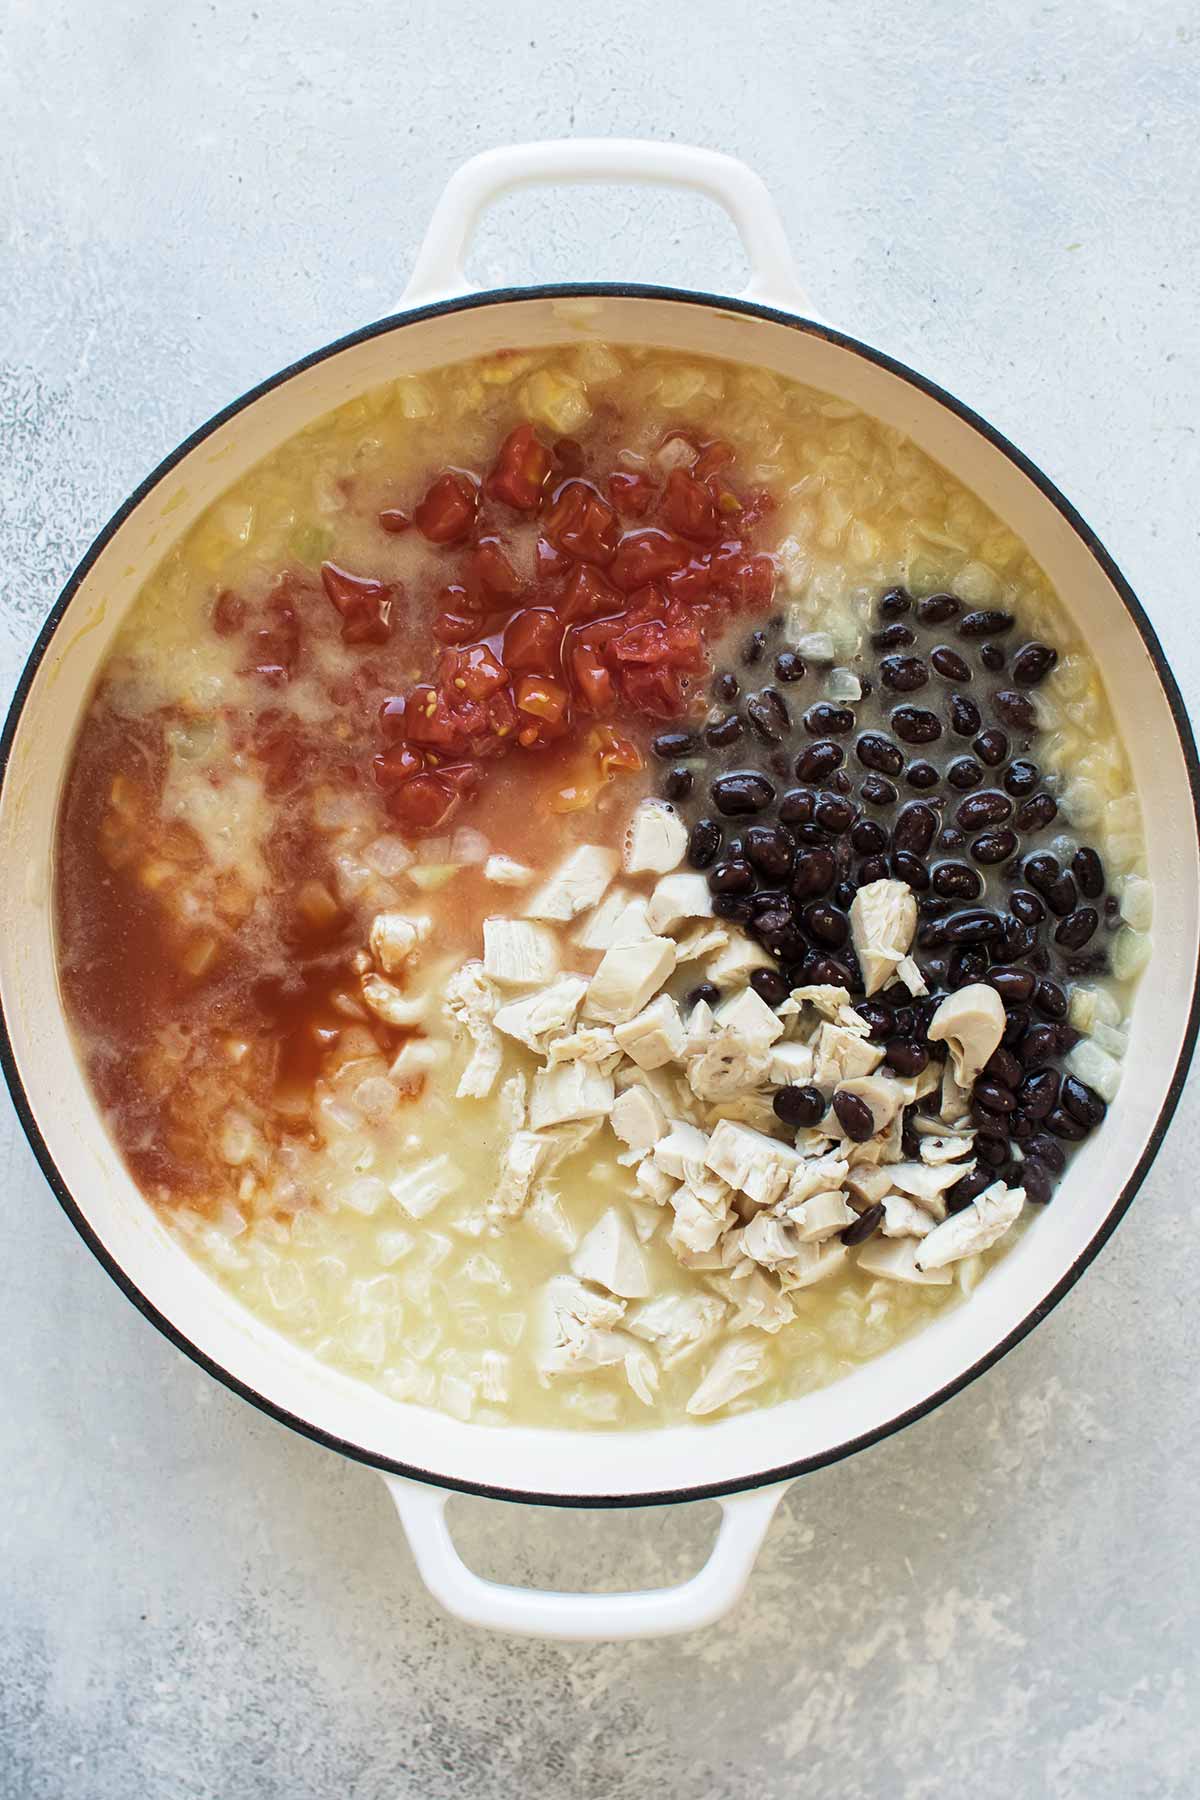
[746,687,791,743]
[939,827,967,851]
[711,771,774,816]
[1045,874,1078,917]
[1012,642,1058,686]
[705,712,743,748]
[860,775,899,807]
[1004,759,1039,796]
[808,954,859,989]
[651,730,695,759]
[847,1002,889,1043]
[890,849,930,890]
[857,855,890,884]
[851,818,888,855]
[980,643,1006,672]
[1055,907,1098,949]
[779,788,815,825]
[1018,1067,1060,1119]
[974,1128,1011,1164]
[832,880,856,910]
[754,913,805,961]
[856,732,904,775]
[791,848,836,899]
[892,705,942,744]
[930,645,971,682]
[686,982,721,1009]
[1062,1075,1106,1127]
[769,1085,822,1131]
[1021,1161,1053,1205]
[1001,1008,1033,1053]
[833,1089,875,1142]
[889,802,935,855]
[878,586,913,618]
[952,946,991,986]
[741,629,767,665]
[712,670,739,702]
[712,892,754,921]
[872,622,916,649]
[745,825,794,879]
[1015,792,1058,832]
[942,907,1006,944]
[947,757,983,792]
[708,858,756,895]
[884,1038,929,1075]
[909,762,941,789]
[880,655,928,693]
[959,608,1015,638]
[1010,888,1045,926]
[794,740,843,784]
[804,702,855,736]
[815,793,856,834]
[993,689,1036,730]
[1045,1105,1087,1142]
[956,790,1014,830]
[1034,977,1068,1019]
[662,767,693,801]
[974,728,1009,766]
[972,829,1018,864]
[985,1046,1023,1089]
[1018,1023,1060,1067]
[987,965,1036,1003]
[917,592,961,625]
[841,1202,885,1246]
[931,861,982,900]
[773,650,806,683]
[803,901,849,947]
[1072,846,1105,899]
[1027,1133,1066,1173]
[1024,853,1061,895]
[687,818,722,869]
[948,694,983,737]
[947,1166,993,1212]
[750,967,791,1008]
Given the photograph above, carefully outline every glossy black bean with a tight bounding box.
[888,849,928,891]
[686,982,721,1009]
[939,827,966,852]
[794,741,843,784]
[892,705,942,744]
[939,907,1006,945]
[1012,642,1059,686]
[1027,1133,1066,1173]
[841,1202,885,1246]
[987,965,1036,1003]
[687,818,722,869]
[972,829,1019,865]
[857,856,889,886]
[1045,1105,1087,1142]
[770,1084,824,1131]
[711,670,739,703]
[791,848,837,899]
[814,793,856,834]
[856,732,904,775]
[711,771,774,816]
[872,622,916,649]
[930,644,971,682]
[947,756,983,791]
[851,818,888,855]
[741,629,767,665]
[745,826,794,879]
[908,761,941,789]
[901,1118,922,1159]
[950,946,990,987]
[750,968,791,1008]
[1010,888,1046,926]
[880,655,928,693]
[985,1046,1023,1089]
[1001,1005,1033,1049]
[849,1002,890,1043]
[997,915,1038,960]
[778,788,815,826]
[746,687,790,743]
[704,712,743,749]
[884,1039,930,1076]
[804,702,855,736]
[1018,1023,1060,1067]
[959,608,1015,638]
[980,643,1006,672]
[708,858,755,894]
[1008,1109,1037,1143]
[1021,1161,1054,1205]
[1017,793,1059,834]
[1034,977,1068,1019]
[892,802,938,855]
[1018,1067,1060,1119]
[773,650,806,683]
[1055,906,1098,949]
[992,689,1035,731]
[1004,759,1039,796]
[651,730,695,760]
[810,954,861,990]
[1044,874,1078,917]
[878,586,913,617]
[662,767,693,801]
[860,775,900,807]
[947,1166,993,1212]
[754,914,806,961]
[712,892,754,921]
[831,879,855,910]
[956,790,1013,830]
[1024,853,1061,895]
[948,694,983,737]
[974,1129,1011,1165]
[1072,846,1105,899]
[833,1089,875,1142]
[803,901,849,947]
[974,728,1009,766]
[931,861,982,900]
[830,769,854,795]
[1062,1075,1106,1128]
[917,592,961,625]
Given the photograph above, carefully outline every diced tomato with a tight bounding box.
[619,663,688,717]
[372,743,425,788]
[662,552,714,603]
[320,562,393,646]
[708,544,777,607]
[535,535,571,580]
[378,507,411,533]
[692,439,734,482]
[379,694,408,740]
[515,673,569,726]
[503,608,562,673]
[212,590,245,637]
[542,481,620,565]
[414,469,479,544]
[607,620,670,665]
[468,537,525,605]
[485,424,552,511]
[432,610,479,645]
[241,593,301,684]
[570,645,616,713]
[559,563,622,623]
[594,726,643,775]
[608,529,691,592]
[607,470,656,518]
[552,437,585,476]
[386,774,459,831]
[660,468,720,544]
[440,642,510,700]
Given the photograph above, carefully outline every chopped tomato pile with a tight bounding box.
[217,424,778,833]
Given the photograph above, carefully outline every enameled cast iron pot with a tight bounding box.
[3,142,1198,1640]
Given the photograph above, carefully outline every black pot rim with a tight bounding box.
[2,282,1197,1511]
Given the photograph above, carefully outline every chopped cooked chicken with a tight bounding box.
[915,1181,1025,1269]
[361,973,428,1027]
[775,1238,848,1290]
[570,1207,651,1298]
[888,1158,977,1221]
[714,986,785,1049]
[369,911,430,973]
[686,1337,769,1415]
[525,845,618,922]
[492,976,588,1051]
[705,934,777,989]
[536,1274,630,1378]
[614,993,686,1070]
[544,1025,623,1071]
[811,1022,885,1087]
[849,878,917,996]
[626,1291,728,1367]
[927,983,1005,1088]
[529,1061,615,1129]
[708,1268,795,1334]
[623,798,688,874]
[490,1131,551,1221]
[583,934,677,1024]
[645,871,715,935]
[789,1189,857,1241]
[705,1119,804,1207]
[880,1192,936,1238]
[855,1236,954,1285]
[611,1081,669,1153]
[484,854,534,886]
[482,918,561,988]
[443,961,504,1098]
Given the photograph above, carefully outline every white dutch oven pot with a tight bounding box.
[2,142,1197,1641]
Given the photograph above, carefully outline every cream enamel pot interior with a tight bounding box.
[2,141,1198,1641]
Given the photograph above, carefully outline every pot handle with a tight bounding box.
[382,1473,790,1640]
[401,139,806,311]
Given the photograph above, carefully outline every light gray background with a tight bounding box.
[2,2,1197,1795]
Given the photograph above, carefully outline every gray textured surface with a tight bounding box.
[3,3,1198,1795]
